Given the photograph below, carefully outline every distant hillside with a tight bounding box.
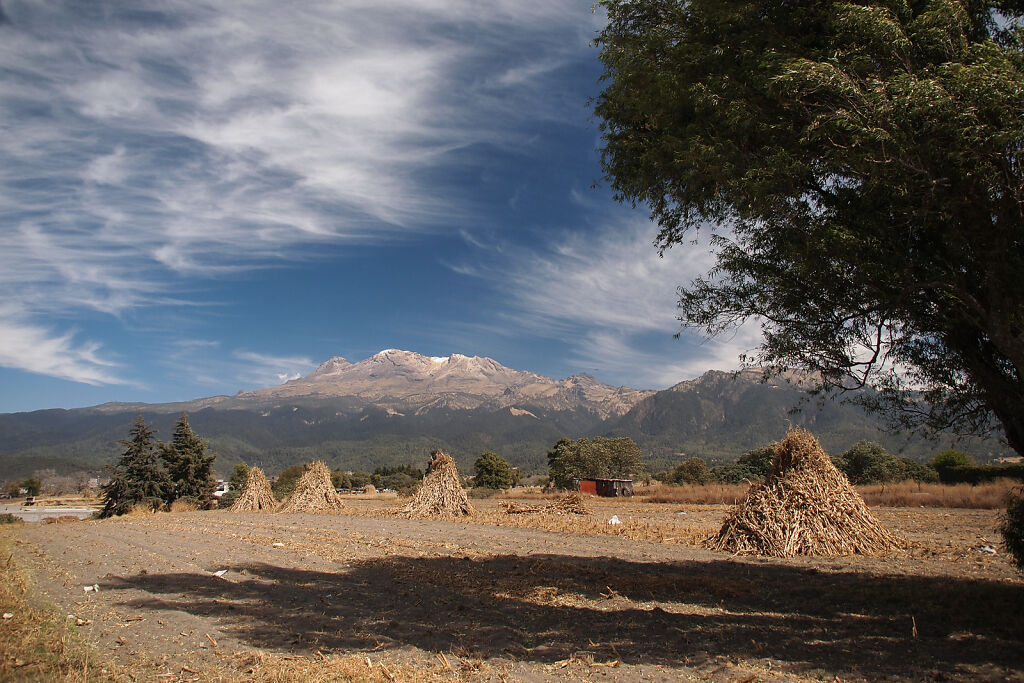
[0,350,651,478]
[603,369,1007,472]
[0,354,1008,480]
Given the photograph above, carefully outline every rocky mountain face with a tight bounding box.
[0,353,1005,479]
[92,349,653,420]
[0,350,654,477]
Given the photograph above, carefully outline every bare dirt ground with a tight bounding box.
[7,498,1024,682]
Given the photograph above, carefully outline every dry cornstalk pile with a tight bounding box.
[363,484,377,495]
[501,492,590,516]
[403,451,475,518]
[277,461,345,513]
[706,428,905,557]
[230,467,277,512]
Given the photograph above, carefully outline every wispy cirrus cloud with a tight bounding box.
[0,0,603,385]
[0,310,127,386]
[452,218,762,388]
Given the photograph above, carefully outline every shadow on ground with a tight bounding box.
[111,553,1024,679]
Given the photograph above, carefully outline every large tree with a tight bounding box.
[548,436,645,489]
[99,415,170,517]
[160,413,217,506]
[594,0,1024,454]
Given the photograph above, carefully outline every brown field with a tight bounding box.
[3,496,1023,682]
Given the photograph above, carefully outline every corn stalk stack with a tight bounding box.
[707,428,904,557]
[230,466,277,512]
[403,451,475,518]
[277,461,345,513]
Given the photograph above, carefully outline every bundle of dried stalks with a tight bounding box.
[363,484,377,495]
[403,451,474,518]
[230,467,277,512]
[707,428,904,557]
[277,461,345,513]
[502,492,590,516]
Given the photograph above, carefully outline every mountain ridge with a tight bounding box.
[0,351,1008,479]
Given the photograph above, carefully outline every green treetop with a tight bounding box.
[595,0,1024,455]
[547,436,645,489]
[160,413,218,505]
[100,415,170,517]
[473,451,520,490]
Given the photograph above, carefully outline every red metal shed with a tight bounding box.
[574,478,634,497]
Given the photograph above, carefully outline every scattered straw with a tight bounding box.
[277,462,345,513]
[502,492,590,516]
[402,452,474,518]
[706,428,905,557]
[231,467,277,512]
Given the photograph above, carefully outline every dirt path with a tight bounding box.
[9,505,1024,682]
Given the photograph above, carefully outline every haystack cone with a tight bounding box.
[230,466,277,512]
[277,461,345,513]
[707,428,904,557]
[403,451,474,518]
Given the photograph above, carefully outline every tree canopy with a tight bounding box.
[547,436,645,489]
[473,451,520,490]
[594,0,1024,454]
[100,415,170,517]
[160,413,217,506]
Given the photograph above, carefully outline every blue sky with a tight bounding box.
[0,0,760,413]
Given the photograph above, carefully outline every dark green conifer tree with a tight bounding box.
[160,413,217,506]
[99,415,170,517]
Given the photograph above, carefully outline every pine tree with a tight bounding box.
[160,413,217,506]
[99,415,170,518]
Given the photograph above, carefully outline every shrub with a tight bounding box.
[929,449,975,472]
[272,464,306,499]
[1000,487,1024,573]
[710,464,763,484]
[895,457,940,483]
[737,446,775,478]
[840,441,903,484]
[169,497,200,512]
[937,463,1024,484]
[474,451,520,489]
[661,457,712,485]
[0,513,23,525]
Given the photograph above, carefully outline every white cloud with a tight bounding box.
[0,312,127,386]
[454,218,763,388]
[233,351,316,386]
[0,0,603,385]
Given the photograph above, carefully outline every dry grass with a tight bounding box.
[169,498,200,512]
[123,502,158,517]
[858,479,1019,509]
[227,650,480,682]
[501,492,590,515]
[641,483,751,505]
[0,533,118,682]
[642,478,1018,510]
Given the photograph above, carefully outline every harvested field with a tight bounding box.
[5,498,1023,682]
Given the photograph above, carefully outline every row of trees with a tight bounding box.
[99,414,217,517]
[657,443,978,486]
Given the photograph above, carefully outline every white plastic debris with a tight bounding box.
[608,515,622,525]
[83,584,100,593]
[2,613,13,619]
[979,545,997,554]
[272,542,285,547]
[213,569,227,577]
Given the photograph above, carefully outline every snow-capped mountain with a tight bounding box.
[233,349,652,419]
